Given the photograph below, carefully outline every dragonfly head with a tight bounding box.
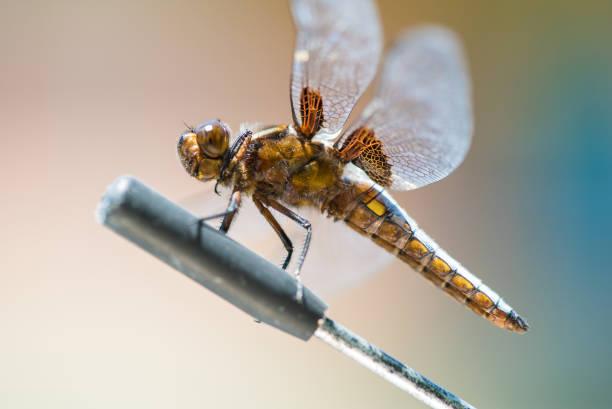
[177,120,230,182]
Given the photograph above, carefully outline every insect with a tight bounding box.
[177,0,529,332]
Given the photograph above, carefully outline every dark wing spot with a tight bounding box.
[298,87,325,139]
[339,127,393,187]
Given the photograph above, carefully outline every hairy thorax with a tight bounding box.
[226,126,346,207]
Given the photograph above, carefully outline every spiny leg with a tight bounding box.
[198,190,241,233]
[254,193,311,301]
[252,196,294,270]
[215,130,252,194]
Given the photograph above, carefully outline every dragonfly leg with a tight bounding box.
[215,129,252,194]
[198,190,241,233]
[252,196,293,270]
[254,193,311,302]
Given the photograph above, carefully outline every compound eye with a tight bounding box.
[195,120,229,158]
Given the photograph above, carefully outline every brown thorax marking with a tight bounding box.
[235,125,345,207]
[339,126,393,187]
[299,87,324,139]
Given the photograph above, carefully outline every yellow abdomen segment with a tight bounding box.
[325,182,529,333]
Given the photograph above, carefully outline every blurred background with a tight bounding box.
[1,0,611,408]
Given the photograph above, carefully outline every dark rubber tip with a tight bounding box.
[96,175,327,340]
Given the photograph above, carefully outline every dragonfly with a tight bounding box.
[177,0,529,333]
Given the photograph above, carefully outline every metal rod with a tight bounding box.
[315,317,477,409]
[96,176,478,409]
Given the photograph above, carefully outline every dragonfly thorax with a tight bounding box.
[219,125,346,207]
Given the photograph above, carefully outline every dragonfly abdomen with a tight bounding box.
[327,178,528,333]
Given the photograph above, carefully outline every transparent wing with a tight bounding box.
[180,188,393,298]
[344,26,473,190]
[290,0,382,140]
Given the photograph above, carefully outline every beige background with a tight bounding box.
[2,0,611,408]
